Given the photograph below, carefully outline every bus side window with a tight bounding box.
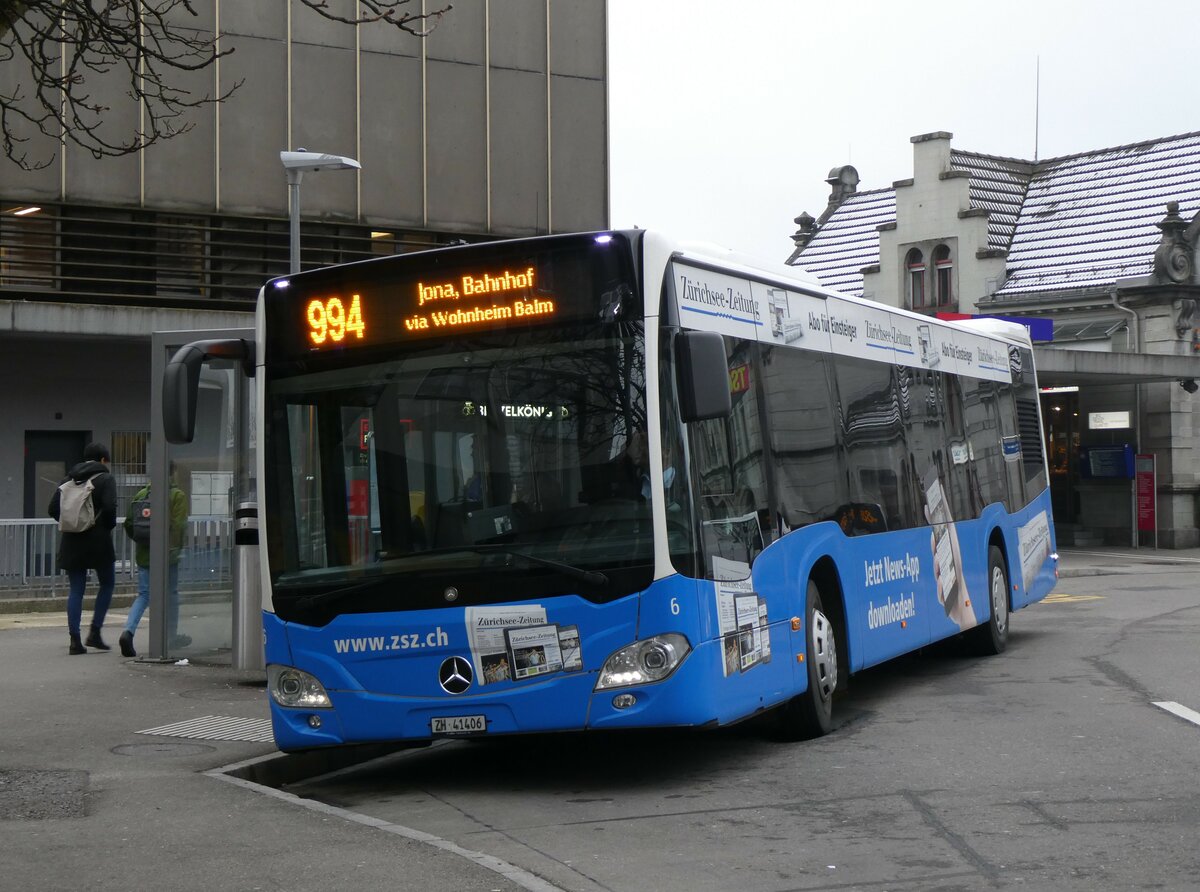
[761,346,842,532]
[688,335,771,574]
[836,358,907,531]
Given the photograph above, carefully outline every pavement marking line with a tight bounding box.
[208,753,568,892]
[137,715,274,743]
[1153,701,1200,729]
[1040,593,1105,604]
[0,612,131,631]
[1065,549,1200,564]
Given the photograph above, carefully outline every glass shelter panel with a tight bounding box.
[151,330,255,664]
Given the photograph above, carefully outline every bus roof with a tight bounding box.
[647,230,1031,351]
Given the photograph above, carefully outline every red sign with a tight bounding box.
[1135,454,1156,532]
[348,478,369,517]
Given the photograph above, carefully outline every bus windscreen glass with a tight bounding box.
[261,235,659,621]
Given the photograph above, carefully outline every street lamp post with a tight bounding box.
[280,149,362,275]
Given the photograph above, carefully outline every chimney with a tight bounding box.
[824,165,860,218]
[791,212,817,249]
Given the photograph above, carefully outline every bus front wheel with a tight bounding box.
[773,579,838,741]
[968,545,1009,656]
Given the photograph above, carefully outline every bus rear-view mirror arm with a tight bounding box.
[676,330,732,422]
[163,338,256,444]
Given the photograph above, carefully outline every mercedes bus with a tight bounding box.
[164,229,1057,750]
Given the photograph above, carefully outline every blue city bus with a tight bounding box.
[166,230,1057,750]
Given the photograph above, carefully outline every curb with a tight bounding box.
[0,594,137,614]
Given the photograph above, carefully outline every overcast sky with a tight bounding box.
[607,0,1196,262]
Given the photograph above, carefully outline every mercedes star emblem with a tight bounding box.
[438,656,473,694]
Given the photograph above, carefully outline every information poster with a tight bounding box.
[1136,454,1156,533]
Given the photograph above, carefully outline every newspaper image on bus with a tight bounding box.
[505,624,565,680]
[466,605,547,685]
[714,558,771,676]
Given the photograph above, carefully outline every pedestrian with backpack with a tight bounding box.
[47,442,118,655]
[119,462,191,657]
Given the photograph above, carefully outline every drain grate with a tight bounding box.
[136,715,274,743]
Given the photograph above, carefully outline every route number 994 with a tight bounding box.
[307,294,366,345]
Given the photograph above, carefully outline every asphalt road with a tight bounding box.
[267,561,1200,891]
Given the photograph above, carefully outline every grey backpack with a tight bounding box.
[58,477,97,533]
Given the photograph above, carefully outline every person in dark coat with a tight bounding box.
[48,442,118,655]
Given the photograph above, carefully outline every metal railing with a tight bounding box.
[0,518,234,595]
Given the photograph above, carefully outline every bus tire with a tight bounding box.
[969,545,1009,656]
[773,579,838,741]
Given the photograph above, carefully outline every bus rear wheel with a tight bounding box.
[968,545,1009,656]
[773,579,838,741]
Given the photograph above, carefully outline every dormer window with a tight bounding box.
[905,248,926,309]
[933,244,953,307]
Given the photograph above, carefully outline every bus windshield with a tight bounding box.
[264,323,657,621]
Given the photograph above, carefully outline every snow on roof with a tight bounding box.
[787,130,1200,301]
[784,189,894,297]
[996,131,1200,296]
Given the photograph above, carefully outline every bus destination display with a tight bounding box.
[302,267,557,349]
[266,233,638,363]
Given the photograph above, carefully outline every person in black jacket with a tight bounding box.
[48,442,118,655]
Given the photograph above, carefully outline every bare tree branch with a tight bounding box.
[297,0,450,36]
[0,0,450,170]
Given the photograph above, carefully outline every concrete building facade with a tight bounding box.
[0,0,609,521]
[787,131,1200,547]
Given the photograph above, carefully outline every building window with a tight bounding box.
[1,205,57,289]
[156,215,207,297]
[905,248,926,309]
[933,244,953,307]
[110,430,150,518]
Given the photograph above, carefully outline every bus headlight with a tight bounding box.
[595,634,690,690]
[268,665,332,709]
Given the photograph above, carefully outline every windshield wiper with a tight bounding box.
[281,547,608,612]
[452,545,609,588]
[284,579,386,612]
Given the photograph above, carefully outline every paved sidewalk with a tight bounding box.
[1055,543,1200,577]
[0,621,530,891]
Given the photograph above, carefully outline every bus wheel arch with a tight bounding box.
[808,556,849,683]
[968,536,1010,656]
[771,557,847,741]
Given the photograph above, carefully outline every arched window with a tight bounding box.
[933,244,953,307]
[905,248,926,309]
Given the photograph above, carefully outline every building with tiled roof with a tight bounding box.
[787,130,1200,547]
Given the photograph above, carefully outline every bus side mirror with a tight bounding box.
[676,330,732,422]
[163,339,256,444]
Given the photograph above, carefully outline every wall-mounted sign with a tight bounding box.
[1079,444,1134,479]
[937,311,1054,342]
[1089,411,1130,430]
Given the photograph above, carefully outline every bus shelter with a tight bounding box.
[143,328,257,666]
